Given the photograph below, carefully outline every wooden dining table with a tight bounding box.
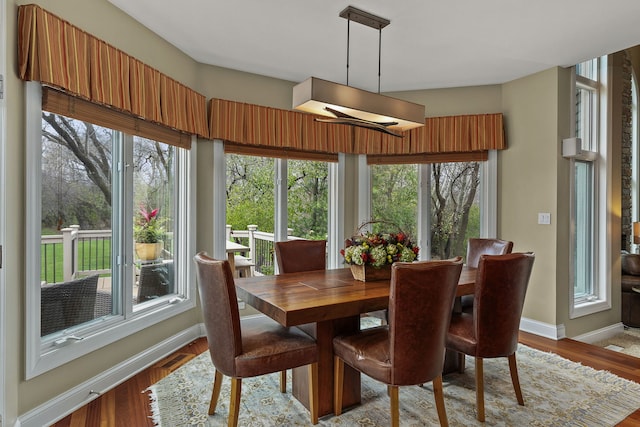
[235,266,476,417]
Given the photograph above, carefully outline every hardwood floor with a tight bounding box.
[50,332,640,426]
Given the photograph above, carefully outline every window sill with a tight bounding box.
[27,297,195,379]
[569,298,611,319]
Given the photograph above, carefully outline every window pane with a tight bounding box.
[371,164,418,237]
[574,161,594,299]
[133,137,176,305]
[226,154,275,275]
[576,86,597,151]
[430,162,481,260]
[40,112,114,336]
[287,160,328,239]
[576,58,598,80]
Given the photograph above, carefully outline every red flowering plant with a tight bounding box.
[133,206,164,243]
[341,226,419,268]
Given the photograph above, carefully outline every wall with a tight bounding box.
[501,68,562,327]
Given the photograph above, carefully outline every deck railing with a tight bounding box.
[41,224,298,283]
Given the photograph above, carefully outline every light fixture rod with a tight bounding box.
[340,6,389,94]
[346,18,350,86]
[378,27,382,93]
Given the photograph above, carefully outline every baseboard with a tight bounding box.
[18,325,202,427]
[572,322,626,344]
[519,316,566,340]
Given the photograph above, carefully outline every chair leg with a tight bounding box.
[475,357,485,422]
[508,354,525,405]
[208,370,224,415]
[308,363,319,425]
[334,356,345,416]
[432,374,449,427]
[389,385,400,427]
[228,377,242,427]
[458,352,466,373]
[280,370,287,393]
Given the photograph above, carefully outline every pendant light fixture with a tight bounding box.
[293,6,425,137]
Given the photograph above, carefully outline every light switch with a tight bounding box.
[538,212,551,225]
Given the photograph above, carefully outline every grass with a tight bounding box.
[41,238,111,283]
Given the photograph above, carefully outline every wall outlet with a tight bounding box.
[538,212,551,225]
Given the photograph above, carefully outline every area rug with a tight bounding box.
[147,344,640,426]
[593,327,640,358]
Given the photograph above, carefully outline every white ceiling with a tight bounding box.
[108,0,640,93]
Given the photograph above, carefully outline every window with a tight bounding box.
[569,57,610,317]
[225,153,329,276]
[26,83,195,378]
[370,160,484,261]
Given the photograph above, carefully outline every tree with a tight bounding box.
[287,160,328,238]
[41,113,173,231]
[430,162,480,259]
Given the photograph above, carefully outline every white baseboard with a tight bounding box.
[18,325,202,427]
[572,322,626,344]
[519,316,566,340]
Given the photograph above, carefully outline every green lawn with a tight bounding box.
[41,238,111,283]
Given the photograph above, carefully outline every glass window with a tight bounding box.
[370,161,482,260]
[371,164,418,237]
[570,56,608,316]
[225,154,330,276]
[27,83,194,378]
[287,159,328,240]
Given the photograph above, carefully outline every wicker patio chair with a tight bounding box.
[40,274,100,336]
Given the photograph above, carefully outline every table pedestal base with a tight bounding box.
[292,316,361,417]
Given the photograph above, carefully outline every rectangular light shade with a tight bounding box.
[293,77,425,132]
[634,221,640,244]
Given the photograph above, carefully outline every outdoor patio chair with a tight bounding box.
[41,274,100,336]
[137,260,174,303]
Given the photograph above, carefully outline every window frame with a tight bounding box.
[569,57,612,319]
[25,82,196,379]
[364,154,497,260]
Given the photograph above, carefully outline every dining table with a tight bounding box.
[235,265,476,417]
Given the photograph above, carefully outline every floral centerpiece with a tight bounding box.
[341,224,419,281]
[134,206,164,260]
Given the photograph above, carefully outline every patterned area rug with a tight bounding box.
[147,343,640,426]
[593,327,640,358]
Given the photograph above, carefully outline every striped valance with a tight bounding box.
[209,98,505,156]
[17,4,208,148]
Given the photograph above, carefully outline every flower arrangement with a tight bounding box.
[341,229,419,268]
[134,206,164,243]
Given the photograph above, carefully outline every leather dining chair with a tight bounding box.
[274,239,327,273]
[333,258,463,427]
[274,239,326,392]
[461,238,513,312]
[446,252,535,422]
[193,252,319,426]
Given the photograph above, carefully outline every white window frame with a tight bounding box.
[0,0,7,420]
[569,57,612,318]
[25,82,196,378]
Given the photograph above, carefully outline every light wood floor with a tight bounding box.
[49,331,640,427]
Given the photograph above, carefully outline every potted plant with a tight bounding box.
[341,221,419,281]
[134,206,165,260]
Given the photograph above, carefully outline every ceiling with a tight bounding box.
[108,0,640,93]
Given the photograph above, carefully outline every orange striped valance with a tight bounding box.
[209,98,505,156]
[17,4,208,146]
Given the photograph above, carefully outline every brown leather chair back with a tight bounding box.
[466,238,513,268]
[193,252,242,377]
[388,258,463,385]
[275,239,327,273]
[474,252,535,357]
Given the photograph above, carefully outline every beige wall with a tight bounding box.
[501,68,562,326]
[2,0,625,422]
